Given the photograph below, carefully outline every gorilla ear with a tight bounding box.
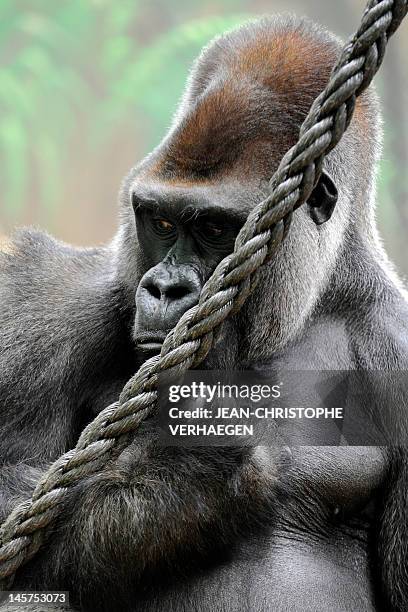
[307,172,338,225]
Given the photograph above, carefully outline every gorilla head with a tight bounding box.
[114,16,380,369]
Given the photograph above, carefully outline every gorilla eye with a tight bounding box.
[204,221,224,237]
[152,217,176,236]
[194,217,238,251]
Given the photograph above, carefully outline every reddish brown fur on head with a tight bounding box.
[147,16,370,185]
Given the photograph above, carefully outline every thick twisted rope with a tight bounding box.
[0,0,407,588]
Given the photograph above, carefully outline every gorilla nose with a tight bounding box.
[144,278,194,303]
[135,264,201,333]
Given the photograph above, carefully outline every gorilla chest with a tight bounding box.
[136,447,387,612]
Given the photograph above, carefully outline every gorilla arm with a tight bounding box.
[22,442,277,602]
[0,230,136,519]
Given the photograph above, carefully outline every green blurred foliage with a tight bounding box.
[0,0,406,274]
[0,1,250,228]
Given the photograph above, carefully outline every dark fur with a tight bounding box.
[1,15,408,612]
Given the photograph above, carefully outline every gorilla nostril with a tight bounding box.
[145,283,161,300]
[166,285,191,301]
[143,282,193,302]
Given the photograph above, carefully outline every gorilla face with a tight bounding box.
[131,181,245,356]
[130,171,338,359]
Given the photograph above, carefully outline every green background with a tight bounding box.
[0,0,407,274]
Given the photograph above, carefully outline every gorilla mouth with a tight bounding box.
[135,331,167,354]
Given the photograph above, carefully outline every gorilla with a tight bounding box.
[1,14,408,612]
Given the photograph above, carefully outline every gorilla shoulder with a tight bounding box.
[0,229,111,303]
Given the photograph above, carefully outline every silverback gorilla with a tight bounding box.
[1,14,408,612]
